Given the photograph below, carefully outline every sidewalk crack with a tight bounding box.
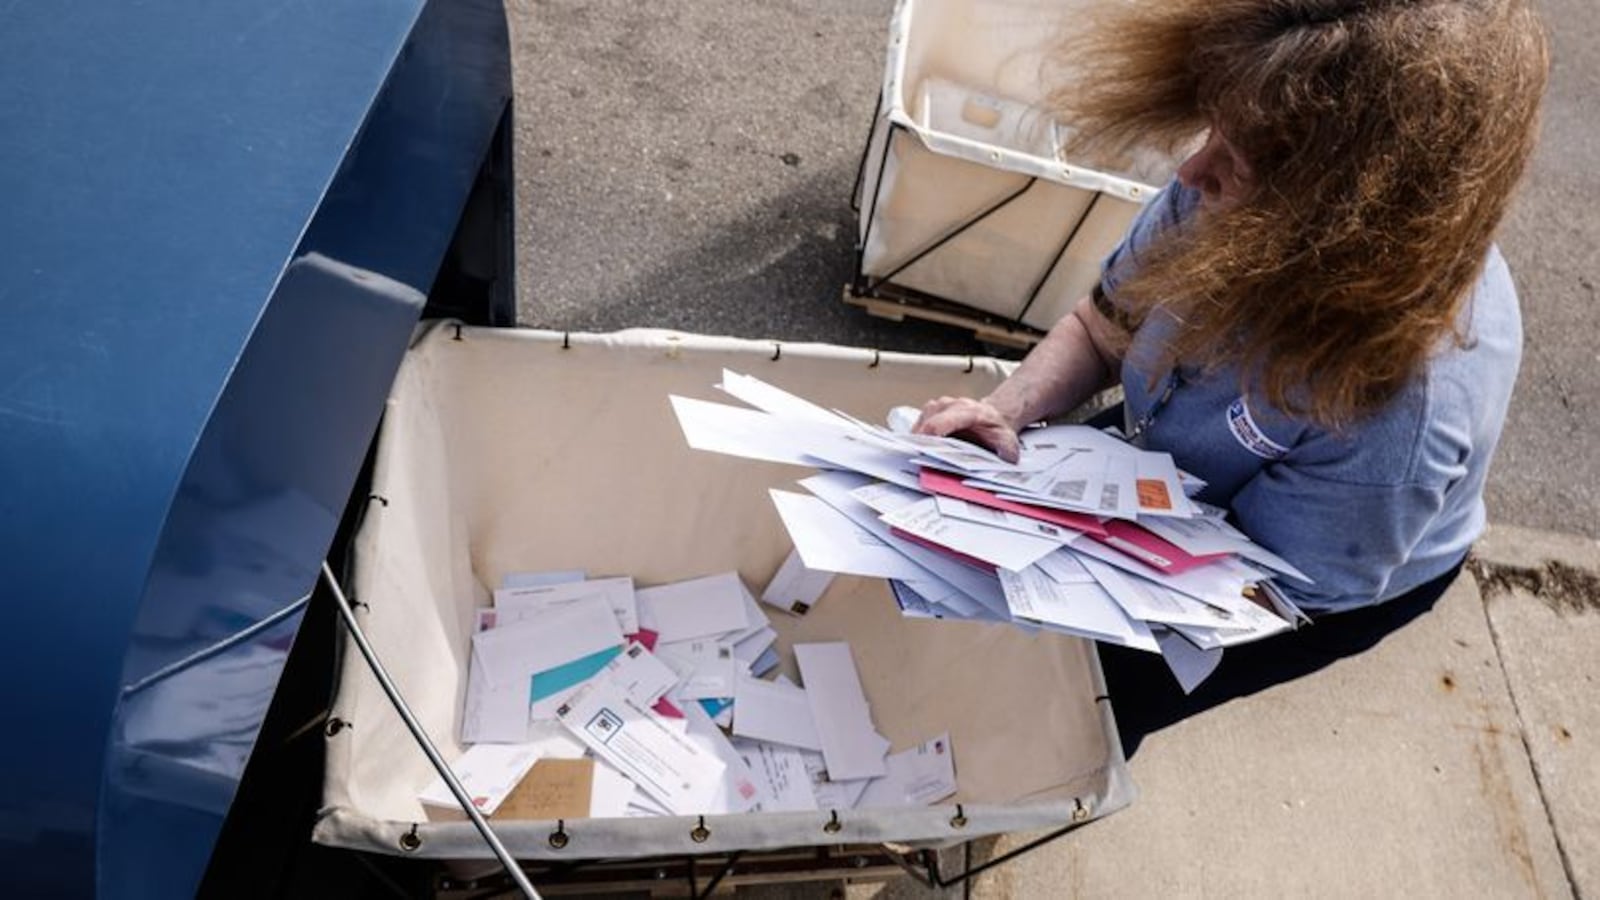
[1468,557,1585,899]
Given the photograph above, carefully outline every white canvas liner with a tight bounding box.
[313,324,1133,861]
[856,0,1180,331]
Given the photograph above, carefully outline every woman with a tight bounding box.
[916,0,1548,616]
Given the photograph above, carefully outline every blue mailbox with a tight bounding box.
[0,0,513,895]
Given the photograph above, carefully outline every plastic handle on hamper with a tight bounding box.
[321,562,541,899]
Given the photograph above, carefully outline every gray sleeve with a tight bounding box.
[1098,179,1193,303]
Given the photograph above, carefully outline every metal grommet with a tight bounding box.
[324,717,350,737]
[823,810,842,834]
[949,804,968,829]
[549,820,569,850]
[399,824,422,852]
[1072,799,1092,822]
[690,816,710,843]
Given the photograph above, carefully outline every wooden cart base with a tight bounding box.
[843,284,1042,351]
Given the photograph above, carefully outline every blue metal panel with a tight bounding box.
[0,0,510,895]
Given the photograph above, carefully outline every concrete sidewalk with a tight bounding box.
[749,524,1599,898]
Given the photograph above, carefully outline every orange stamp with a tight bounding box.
[1135,478,1173,511]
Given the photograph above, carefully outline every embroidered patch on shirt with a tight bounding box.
[1227,398,1289,460]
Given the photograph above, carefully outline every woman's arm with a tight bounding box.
[913,292,1126,461]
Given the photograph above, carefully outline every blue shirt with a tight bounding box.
[1102,183,1521,613]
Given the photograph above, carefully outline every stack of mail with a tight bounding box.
[437,568,956,820]
[671,371,1313,692]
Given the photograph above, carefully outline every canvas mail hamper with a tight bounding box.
[851,0,1180,337]
[312,324,1134,868]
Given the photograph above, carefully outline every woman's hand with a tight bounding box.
[909,293,1125,465]
[913,396,1022,463]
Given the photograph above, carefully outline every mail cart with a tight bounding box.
[847,0,1180,347]
[308,326,1134,894]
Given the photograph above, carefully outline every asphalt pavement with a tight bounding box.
[507,0,1599,535]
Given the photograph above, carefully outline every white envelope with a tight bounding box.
[847,480,926,515]
[731,676,823,751]
[801,436,924,490]
[460,653,535,744]
[889,580,943,619]
[933,495,1080,543]
[600,643,681,706]
[733,738,819,813]
[794,643,890,781]
[1034,548,1096,585]
[998,566,1159,652]
[717,369,854,426]
[470,595,625,691]
[626,788,673,817]
[799,473,1010,620]
[748,646,781,678]
[1065,539,1263,611]
[1096,454,1141,519]
[417,742,543,816]
[801,749,872,810]
[731,626,778,669]
[880,497,1064,572]
[1154,627,1224,694]
[1170,598,1295,648]
[678,699,765,814]
[1077,554,1236,629]
[893,575,991,621]
[723,580,772,644]
[555,677,726,816]
[760,547,837,616]
[655,638,738,699]
[501,569,586,589]
[1133,450,1198,518]
[419,725,585,811]
[494,576,639,634]
[1137,515,1313,583]
[856,733,959,809]
[769,490,928,581]
[635,572,752,643]
[669,394,838,467]
[590,760,639,819]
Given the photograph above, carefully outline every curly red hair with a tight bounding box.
[1051,0,1548,425]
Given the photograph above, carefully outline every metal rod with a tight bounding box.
[693,851,744,898]
[849,89,885,213]
[1014,193,1100,326]
[122,592,311,696]
[320,562,541,900]
[853,120,903,294]
[874,844,938,888]
[925,821,1081,888]
[867,176,1040,292]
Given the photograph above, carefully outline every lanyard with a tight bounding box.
[1126,370,1183,446]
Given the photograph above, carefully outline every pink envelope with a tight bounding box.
[1086,519,1230,574]
[917,469,1107,538]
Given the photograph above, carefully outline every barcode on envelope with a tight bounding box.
[1049,480,1087,502]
